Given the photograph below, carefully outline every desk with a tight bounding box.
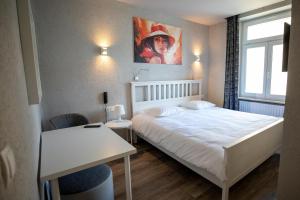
[40,123,136,200]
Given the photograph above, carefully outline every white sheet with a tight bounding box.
[132,107,281,181]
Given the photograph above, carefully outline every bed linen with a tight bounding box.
[132,107,281,181]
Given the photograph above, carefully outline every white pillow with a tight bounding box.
[144,106,184,117]
[181,100,215,110]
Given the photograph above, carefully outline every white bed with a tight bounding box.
[130,80,283,200]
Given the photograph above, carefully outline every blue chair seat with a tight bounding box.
[58,164,111,195]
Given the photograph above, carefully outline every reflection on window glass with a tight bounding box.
[245,47,265,94]
[247,17,291,40]
[271,44,287,96]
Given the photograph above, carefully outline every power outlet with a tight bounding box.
[0,145,16,188]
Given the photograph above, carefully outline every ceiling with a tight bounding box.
[117,0,286,25]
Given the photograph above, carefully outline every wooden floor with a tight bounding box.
[109,141,280,200]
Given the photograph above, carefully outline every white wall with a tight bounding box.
[208,22,227,106]
[0,0,41,199]
[31,0,210,129]
[277,0,300,199]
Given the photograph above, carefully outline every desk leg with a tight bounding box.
[124,156,132,200]
[50,179,61,200]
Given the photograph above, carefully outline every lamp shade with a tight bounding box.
[114,105,125,121]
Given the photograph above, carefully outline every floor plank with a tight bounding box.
[109,141,279,200]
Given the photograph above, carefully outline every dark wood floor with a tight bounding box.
[108,141,280,200]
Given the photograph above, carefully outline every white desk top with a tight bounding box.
[40,123,136,181]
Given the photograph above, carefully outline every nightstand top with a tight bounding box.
[105,120,132,129]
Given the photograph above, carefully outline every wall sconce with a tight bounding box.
[195,55,201,63]
[100,47,108,56]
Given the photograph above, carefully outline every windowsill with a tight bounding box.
[238,97,285,105]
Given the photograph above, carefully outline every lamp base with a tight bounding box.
[114,116,123,122]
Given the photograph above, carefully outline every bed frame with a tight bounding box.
[130,80,283,200]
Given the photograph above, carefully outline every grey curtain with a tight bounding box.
[224,15,239,110]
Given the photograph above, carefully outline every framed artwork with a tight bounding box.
[133,17,182,65]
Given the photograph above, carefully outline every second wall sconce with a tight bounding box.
[100,47,108,56]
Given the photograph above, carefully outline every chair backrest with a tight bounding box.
[49,113,89,130]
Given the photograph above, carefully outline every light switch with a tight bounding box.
[0,145,16,187]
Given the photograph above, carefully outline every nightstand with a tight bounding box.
[105,120,133,144]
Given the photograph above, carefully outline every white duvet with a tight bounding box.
[132,107,281,181]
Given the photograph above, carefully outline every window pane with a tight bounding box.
[245,47,265,94]
[247,17,291,40]
[271,44,287,96]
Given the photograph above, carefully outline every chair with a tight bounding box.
[48,113,114,200]
[59,165,114,200]
[49,113,89,129]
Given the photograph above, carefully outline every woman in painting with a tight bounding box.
[138,23,175,64]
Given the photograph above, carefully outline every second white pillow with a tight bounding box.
[181,100,215,110]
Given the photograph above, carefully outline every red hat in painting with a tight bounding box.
[142,23,175,46]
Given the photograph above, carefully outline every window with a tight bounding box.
[240,12,291,103]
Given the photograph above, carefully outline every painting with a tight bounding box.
[133,17,182,65]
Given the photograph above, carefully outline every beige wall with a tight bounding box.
[0,0,41,199]
[277,0,300,199]
[208,22,227,107]
[31,0,209,129]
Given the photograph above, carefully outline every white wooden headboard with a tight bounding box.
[131,80,202,115]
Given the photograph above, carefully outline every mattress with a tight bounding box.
[132,107,281,181]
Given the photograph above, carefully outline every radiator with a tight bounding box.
[239,100,285,117]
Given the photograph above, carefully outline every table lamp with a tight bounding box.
[114,104,125,122]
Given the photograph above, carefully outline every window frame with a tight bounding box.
[240,43,268,99]
[239,11,291,103]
